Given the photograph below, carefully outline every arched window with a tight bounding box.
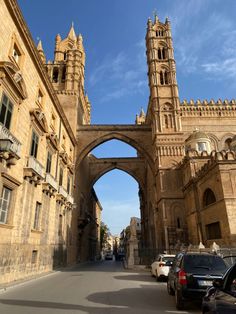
[61,66,66,82]
[224,138,232,150]
[162,48,166,59]
[158,48,162,60]
[203,188,216,207]
[160,71,164,85]
[52,67,59,83]
[164,71,169,84]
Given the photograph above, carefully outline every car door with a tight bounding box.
[215,266,236,313]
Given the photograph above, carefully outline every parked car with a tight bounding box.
[115,251,125,261]
[151,254,175,281]
[104,251,113,260]
[167,252,228,310]
[202,257,236,314]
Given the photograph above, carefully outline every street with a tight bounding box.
[0,260,201,314]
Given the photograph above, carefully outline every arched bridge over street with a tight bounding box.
[76,124,154,172]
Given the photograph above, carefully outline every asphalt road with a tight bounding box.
[0,260,201,314]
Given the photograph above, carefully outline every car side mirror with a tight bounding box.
[165,261,173,267]
[213,278,223,289]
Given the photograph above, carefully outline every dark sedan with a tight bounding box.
[202,260,236,314]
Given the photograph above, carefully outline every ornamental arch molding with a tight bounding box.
[76,125,154,173]
[88,157,146,192]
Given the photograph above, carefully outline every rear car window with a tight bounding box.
[183,254,227,272]
[162,256,175,262]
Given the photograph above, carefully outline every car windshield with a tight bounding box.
[184,255,227,272]
[162,256,175,262]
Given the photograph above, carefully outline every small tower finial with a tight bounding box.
[153,9,158,22]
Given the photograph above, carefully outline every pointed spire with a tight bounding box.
[67,22,77,41]
[37,40,43,51]
[37,40,46,63]
[140,107,145,117]
[55,33,61,42]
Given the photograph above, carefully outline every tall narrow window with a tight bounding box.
[58,214,63,236]
[164,71,169,84]
[160,71,164,85]
[158,48,162,60]
[0,94,13,129]
[59,167,63,186]
[46,151,52,173]
[52,67,59,83]
[67,176,71,194]
[33,202,41,230]
[12,44,21,64]
[0,186,12,224]
[61,66,66,82]
[30,131,39,158]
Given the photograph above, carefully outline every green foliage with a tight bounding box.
[100,221,110,249]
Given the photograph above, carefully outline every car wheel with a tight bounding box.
[167,280,174,295]
[175,290,185,310]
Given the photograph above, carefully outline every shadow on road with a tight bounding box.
[0,284,201,313]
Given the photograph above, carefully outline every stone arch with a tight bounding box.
[76,131,154,173]
[89,161,145,192]
[219,133,235,150]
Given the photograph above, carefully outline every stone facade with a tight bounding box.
[1,1,236,285]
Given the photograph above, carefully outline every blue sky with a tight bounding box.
[18,0,236,234]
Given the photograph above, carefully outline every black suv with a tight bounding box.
[167,251,228,310]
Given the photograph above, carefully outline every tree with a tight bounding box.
[100,222,110,249]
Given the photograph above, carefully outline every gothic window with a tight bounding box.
[0,93,13,130]
[224,138,232,150]
[162,48,166,59]
[177,217,181,229]
[52,67,59,83]
[30,131,39,158]
[158,48,162,59]
[160,71,164,85]
[164,71,169,84]
[0,186,12,224]
[61,66,66,82]
[164,114,168,128]
[203,188,216,207]
[63,52,67,61]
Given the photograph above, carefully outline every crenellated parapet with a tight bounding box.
[180,99,236,117]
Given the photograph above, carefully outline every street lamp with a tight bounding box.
[0,138,13,152]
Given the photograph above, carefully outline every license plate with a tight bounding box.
[198,280,213,286]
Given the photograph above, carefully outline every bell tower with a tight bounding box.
[46,24,91,133]
[146,15,181,134]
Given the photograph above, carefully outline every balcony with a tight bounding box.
[24,156,45,185]
[67,194,74,205]
[0,123,22,166]
[56,185,68,204]
[42,173,58,196]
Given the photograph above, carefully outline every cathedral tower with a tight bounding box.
[45,24,91,133]
[146,15,181,134]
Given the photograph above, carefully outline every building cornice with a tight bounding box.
[5,0,77,146]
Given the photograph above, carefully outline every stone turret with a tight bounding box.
[145,14,181,133]
[135,108,146,125]
[46,23,90,133]
[37,40,46,64]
